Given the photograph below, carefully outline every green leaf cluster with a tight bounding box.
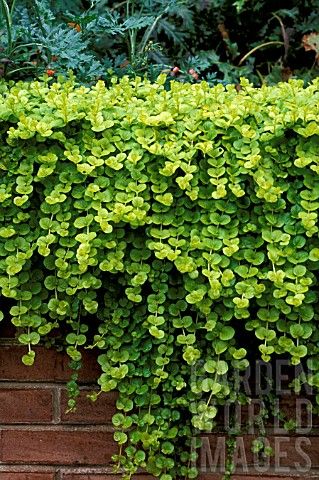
[0,74,319,478]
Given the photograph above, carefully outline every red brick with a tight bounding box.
[0,429,116,465]
[200,434,319,470]
[63,476,152,480]
[199,469,319,480]
[0,475,54,480]
[61,390,117,424]
[0,345,100,383]
[0,389,53,423]
[62,477,111,480]
[63,474,319,480]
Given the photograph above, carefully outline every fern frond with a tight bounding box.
[156,18,186,45]
[165,1,195,29]
[123,15,155,30]
[86,11,124,36]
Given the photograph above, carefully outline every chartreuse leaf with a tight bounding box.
[219,326,235,341]
[22,351,35,366]
[1,75,319,480]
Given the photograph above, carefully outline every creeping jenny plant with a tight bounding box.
[1,74,319,478]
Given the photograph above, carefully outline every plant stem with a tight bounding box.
[271,13,289,60]
[139,3,171,56]
[126,0,136,64]
[30,0,46,38]
[10,0,16,15]
[0,0,13,53]
[10,42,43,53]
[238,41,284,65]
[7,65,38,75]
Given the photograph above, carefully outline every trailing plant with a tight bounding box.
[1,74,319,478]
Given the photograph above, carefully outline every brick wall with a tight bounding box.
[0,343,118,479]
[0,341,319,480]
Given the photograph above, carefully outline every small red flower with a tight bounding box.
[46,69,55,76]
[68,22,81,32]
[188,68,199,80]
[172,66,180,74]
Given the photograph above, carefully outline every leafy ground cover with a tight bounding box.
[0,74,319,478]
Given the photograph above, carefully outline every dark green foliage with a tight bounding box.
[1,0,319,84]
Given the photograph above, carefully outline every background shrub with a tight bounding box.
[0,0,319,85]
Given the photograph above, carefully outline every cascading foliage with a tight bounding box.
[1,74,319,478]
